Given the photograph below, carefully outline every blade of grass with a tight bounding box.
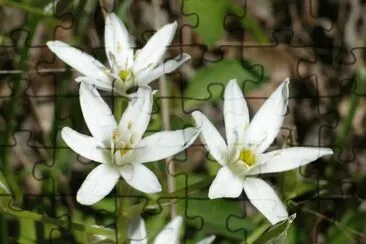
[1,0,56,18]
[0,206,115,238]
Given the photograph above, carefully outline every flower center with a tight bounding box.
[119,69,131,81]
[239,149,256,167]
[111,129,132,161]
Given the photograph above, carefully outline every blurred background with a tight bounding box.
[0,0,365,243]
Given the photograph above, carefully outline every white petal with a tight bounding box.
[134,127,199,163]
[47,41,111,86]
[105,13,134,71]
[135,53,191,85]
[224,79,249,151]
[196,235,216,244]
[192,111,228,165]
[61,127,109,163]
[119,164,162,193]
[247,147,333,175]
[79,83,117,143]
[75,76,115,93]
[243,177,288,225]
[118,86,152,142]
[153,216,182,244]
[208,167,243,199]
[133,22,177,73]
[244,78,289,154]
[128,216,148,244]
[77,164,119,205]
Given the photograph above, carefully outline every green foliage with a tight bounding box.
[184,60,265,109]
[251,214,296,244]
[325,210,366,243]
[182,0,268,47]
[0,1,363,243]
[182,0,231,47]
[178,194,256,240]
[0,171,10,196]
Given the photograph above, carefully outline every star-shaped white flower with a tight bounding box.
[192,78,333,225]
[47,13,190,95]
[128,215,215,244]
[63,83,199,205]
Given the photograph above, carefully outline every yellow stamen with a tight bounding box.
[112,130,120,140]
[119,147,130,156]
[239,149,256,166]
[112,130,131,157]
[119,70,130,80]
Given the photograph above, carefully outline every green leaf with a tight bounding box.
[280,171,327,200]
[178,194,256,240]
[0,171,11,209]
[184,60,263,110]
[325,210,366,244]
[251,214,296,244]
[182,0,231,47]
[230,3,269,44]
[0,171,10,195]
[19,219,36,243]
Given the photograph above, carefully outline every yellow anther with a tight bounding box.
[112,130,120,140]
[119,147,130,157]
[119,70,130,80]
[239,149,256,166]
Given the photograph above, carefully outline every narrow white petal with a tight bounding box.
[118,86,153,142]
[133,22,177,73]
[77,164,119,205]
[196,235,216,244]
[224,79,249,151]
[128,216,148,244]
[75,76,114,93]
[47,41,111,84]
[79,83,117,143]
[243,177,288,225]
[208,167,243,199]
[105,13,134,71]
[119,164,162,193]
[134,127,199,163]
[244,78,289,154]
[136,53,191,85]
[153,216,182,244]
[61,127,109,163]
[247,147,333,175]
[192,111,228,166]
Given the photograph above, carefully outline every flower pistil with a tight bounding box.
[239,149,256,167]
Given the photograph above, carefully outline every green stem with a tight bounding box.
[1,0,55,18]
[113,93,128,121]
[336,67,366,145]
[113,93,130,243]
[0,206,114,237]
[0,15,39,204]
[116,181,131,243]
[0,215,8,243]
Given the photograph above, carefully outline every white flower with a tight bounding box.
[47,13,190,95]
[62,83,199,205]
[128,215,215,244]
[192,78,333,225]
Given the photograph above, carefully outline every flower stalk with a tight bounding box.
[159,75,177,218]
[152,0,177,219]
[114,94,130,244]
[116,181,130,243]
[0,206,114,237]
